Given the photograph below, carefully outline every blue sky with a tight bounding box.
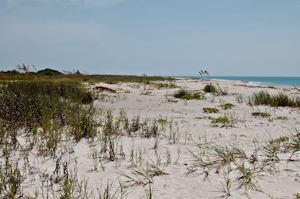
[0,0,299,76]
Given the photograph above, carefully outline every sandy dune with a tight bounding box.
[15,78,300,198]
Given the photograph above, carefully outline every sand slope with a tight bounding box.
[13,78,300,198]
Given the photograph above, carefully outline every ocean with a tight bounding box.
[179,76,300,88]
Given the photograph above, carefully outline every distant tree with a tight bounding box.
[37,68,62,76]
[1,70,21,75]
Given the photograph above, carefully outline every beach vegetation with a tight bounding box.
[0,65,170,83]
[2,67,300,198]
[214,167,231,197]
[276,116,289,120]
[289,128,300,160]
[144,183,154,199]
[251,112,271,118]
[294,193,300,199]
[236,163,263,191]
[248,90,300,107]
[203,108,220,113]
[97,181,118,199]
[220,103,234,110]
[173,89,206,100]
[204,84,216,93]
[235,95,244,103]
[204,83,228,95]
[155,81,177,89]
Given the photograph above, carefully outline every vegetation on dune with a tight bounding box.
[0,67,181,197]
[204,84,216,93]
[248,90,300,107]
[0,80,96,142]
[37,68,62,76]
[1,64,171,83]
[203,108,220,113]
[173,89,206,100]
[220,103,234,110]
[1,66,300,198]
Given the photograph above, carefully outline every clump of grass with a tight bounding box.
[289,128,300,160]
[193,116,215,120]
[248,90,300,107]
[204,83,228,95]
[194,113,238,128]
[0,154,24,198]
[214,169,231,197]
[235,95,244,103]
[220,103,234,110]
[156,83,168,89]
[97,181,118,199]
[203,108,220,113]
[277,116,289,120]
[236,163,263,191]
[204,84,216,93]
[173,89,205,100]
[156,81,177,89]
[215,84,228,95]
[251,112,271,118]
[294,193,300,199]
[212,117,230,126]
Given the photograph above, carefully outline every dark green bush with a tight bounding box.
[204,84,216,92]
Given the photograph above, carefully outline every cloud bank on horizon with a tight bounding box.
[0,0,300,76]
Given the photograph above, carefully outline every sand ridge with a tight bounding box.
[9,78,300,198]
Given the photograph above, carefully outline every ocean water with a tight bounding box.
[180,76,300,88]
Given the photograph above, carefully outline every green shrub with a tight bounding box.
[173,89,190,99]
[204,84,216,92]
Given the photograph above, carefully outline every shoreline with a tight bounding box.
[176,76,300,88]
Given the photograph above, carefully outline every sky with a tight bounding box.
[0,0,300,76]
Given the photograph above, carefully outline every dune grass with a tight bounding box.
[1,71,300,198]
[173,89,206,100]
[248,90,300,107]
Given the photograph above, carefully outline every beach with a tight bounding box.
[10,78,300,198]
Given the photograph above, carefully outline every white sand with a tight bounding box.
[15,78,300,198]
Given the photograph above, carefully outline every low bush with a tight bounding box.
[204,84,216,93]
